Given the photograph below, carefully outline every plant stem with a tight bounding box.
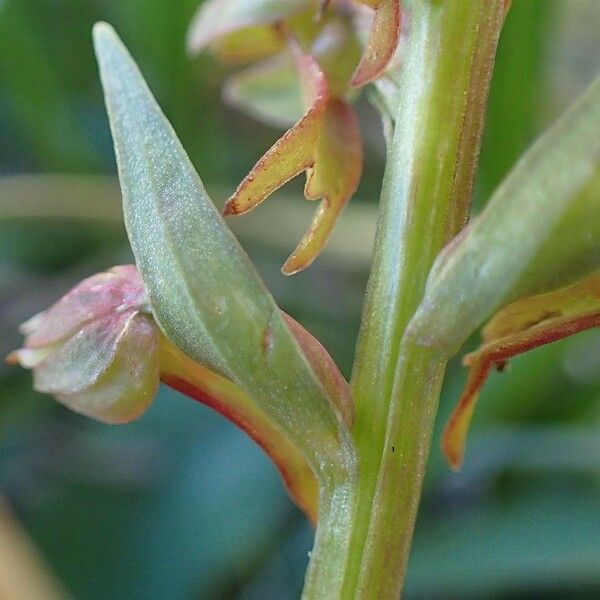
[302,465,357,599]
[342,1,504,598]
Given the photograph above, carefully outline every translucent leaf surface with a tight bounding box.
[7,266,160,425]
[223,54,303,127]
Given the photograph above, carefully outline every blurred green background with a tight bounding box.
[1,1,599,598]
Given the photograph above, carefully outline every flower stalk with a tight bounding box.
[305,1,505,598]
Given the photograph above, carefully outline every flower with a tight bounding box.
[187,0,403,273]
[7,265,159,424]
[8,264,352,520]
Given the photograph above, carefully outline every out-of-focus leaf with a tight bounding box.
[0,500,68,600]
[443,271,600,470]
[0,176,123,222]
[0,0,99,170]
[406,489,600,598]
[93,23,354,489]
[186,0,313,55]
[223,20,361,129]
[409,74,600,355]
[211,25,285,63]
[476,0,551,208]
[208,11,320,64]
[351,0,401,87]
[225,42,363,274]
[0,175,377,271]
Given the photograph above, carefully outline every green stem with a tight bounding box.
[302,465,357,599]
[343,2,504,598]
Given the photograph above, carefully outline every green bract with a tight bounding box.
[94,24,357,594]
[409,73,600,355]
[93,21,354,469]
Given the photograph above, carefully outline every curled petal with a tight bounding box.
[55,314,159,424]
[225,44,362,274]
[8,266,159,424]
[23,265,147,349]
[283,98,362,274]
[351,0,401,87]
[31,311,139,396]
[443,271,600,470]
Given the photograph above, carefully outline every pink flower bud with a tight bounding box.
[8,265,159,424]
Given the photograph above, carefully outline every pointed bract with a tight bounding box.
[93,23,356,508]
[443,271,600,470]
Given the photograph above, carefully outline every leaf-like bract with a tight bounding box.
[93,23,354,494]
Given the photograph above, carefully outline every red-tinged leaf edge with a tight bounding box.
[443,271,600,470]
[159,310,352,523]
[160,363,318,525]
[223,43,329,217]
[283,312,353,427]
[351,0,401,87]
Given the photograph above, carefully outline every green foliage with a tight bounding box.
[93,24,354,485]
[1,1,599,599]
